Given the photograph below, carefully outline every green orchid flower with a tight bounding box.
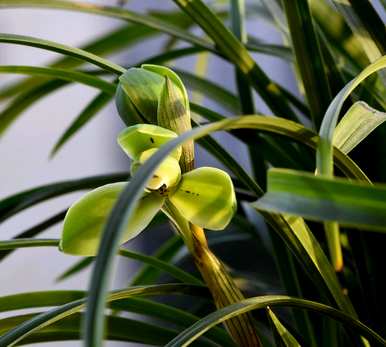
[59,124,237,256]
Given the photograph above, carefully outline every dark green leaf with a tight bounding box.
[165,295,385,346]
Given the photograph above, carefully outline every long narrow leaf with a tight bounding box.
[255,168,386,231]
[283,0,331,129]
[0,172,129,222]
[333,101,386,154]
[0,284,208,346]
[51,92,112,156]
[0,313,190,346]
[173,0,298,120]
[0,79,68,135]
[0,0,214,52]
[0,238,202,285]
[0,33,125,74]
[0,66,115,95]
[164,295,385,347]
[267,307,302,347]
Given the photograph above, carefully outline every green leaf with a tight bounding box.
[267,307,302,347]
[196,132,263,196]
[0,79,67,136]
[283,0,332,129]
[0,66,116,95]
[327,0,385,65]
[164,295,385,347]
[230,0,255,115]
[131,235,184,285]
[0,292,233,347]
[317,56,386,176]
[0,283,208,347]
[172,0,298,120]
[51,92,112,156]
[169,167,237,230]
[56,257,93,282]
[317,52,386,176]
[113,298,235,347]
[333,101,386,154]
[0,0,214,52]
[0,34,125,74]
[0,209,66,262]
[60,183,164,256]
[176,69,240,113]
[255,168,386,232]
[0,313,187,346]
[0,238,201,285]
[119,248,203,285]
[0,23,157,100]
[0,172,129,222]
[317,56,386,270]
[260,212,356,316]
[0,239,59,250]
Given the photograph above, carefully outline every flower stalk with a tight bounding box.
[155,68,262,346]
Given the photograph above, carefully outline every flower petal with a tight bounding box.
[169,167,237,230]
[60,183,164,256]
[117,124,181,161]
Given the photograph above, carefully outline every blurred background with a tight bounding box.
[0,1,297,346]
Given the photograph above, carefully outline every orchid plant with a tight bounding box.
[60,122,236,256]
[1,1,386,346]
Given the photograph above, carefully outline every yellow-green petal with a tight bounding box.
[169,167,237,230]
[59,183,164,256]
[117,124,182,160]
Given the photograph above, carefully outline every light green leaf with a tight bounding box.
[333,101,386,154]
[117,124,181,160]
[267,307,302,347]
[169,167,236,230]
[317,55,386,176]
[0,65,116,95]
[60,183,164,256]
[317,55,386,271]
[0,33,125,74]
[255,168,386,231]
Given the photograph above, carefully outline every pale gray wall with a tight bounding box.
[0,1,294,346]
